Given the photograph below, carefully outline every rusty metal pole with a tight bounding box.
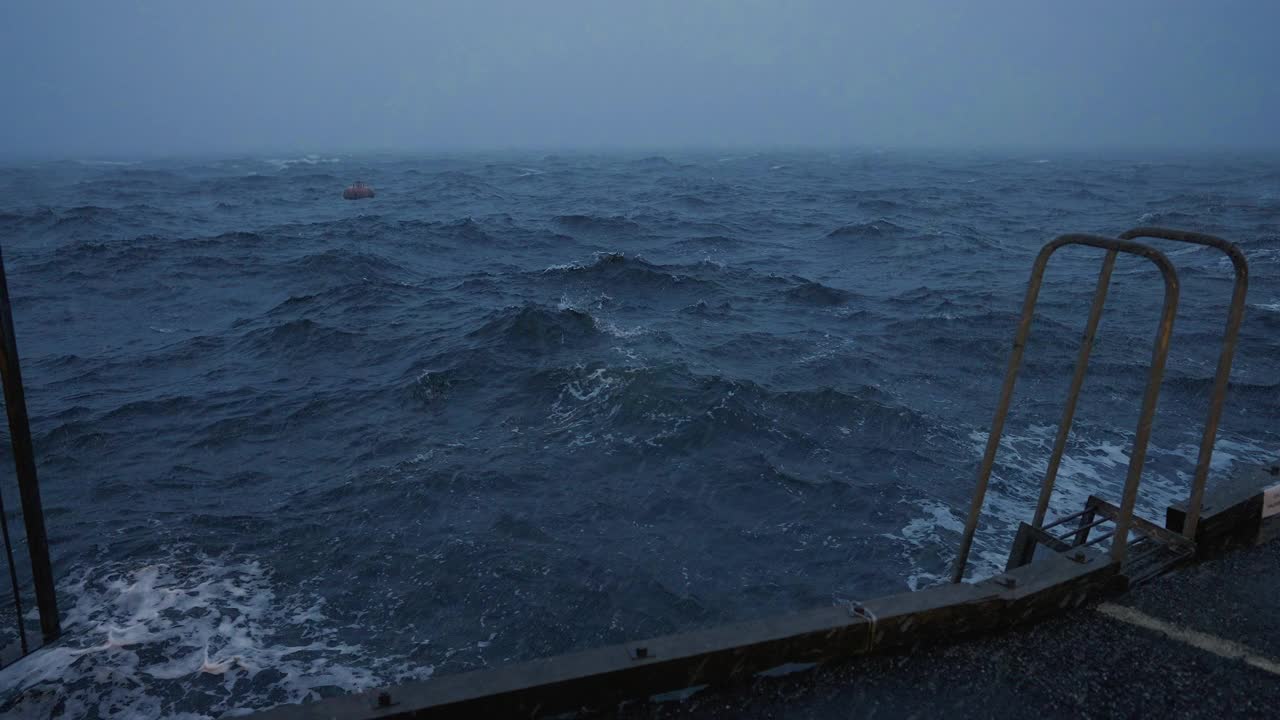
[1108,259,1179,564]
[0,243,60,644]
[1031,250,1117,528]
[951,242,1056,583]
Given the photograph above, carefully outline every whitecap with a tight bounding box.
[0,552,433,719]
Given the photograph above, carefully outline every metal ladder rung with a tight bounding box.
[1041,506,1093,531]
[1052,514,1110,543]
[1083,530,1115,547]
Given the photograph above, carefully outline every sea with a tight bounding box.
[0,149,1277,718]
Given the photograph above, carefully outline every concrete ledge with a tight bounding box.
[1167,463,1280,556]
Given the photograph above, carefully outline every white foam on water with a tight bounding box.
[881,498,967,591]
[264,155,342,170]
[562,367,619,404]
[548,366,625,450]
[556,290,644,340]
[794,332,853,365]
[595,319,649,339]
[544,262,581,273]
[0,553,431,719]
[75,160,140,167]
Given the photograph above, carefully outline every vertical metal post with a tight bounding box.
[950,243,1056,584]
[1031,250,1117,528]
[1108,267,1179,563]
[0,244,60,644]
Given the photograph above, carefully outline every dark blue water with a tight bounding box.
[0,151,1278,717]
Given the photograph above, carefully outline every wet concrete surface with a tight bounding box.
[610,539,1280,720]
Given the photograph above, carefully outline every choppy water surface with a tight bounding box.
[0,150,1278,717]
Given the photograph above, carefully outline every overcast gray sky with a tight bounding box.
[2,1,1277,157]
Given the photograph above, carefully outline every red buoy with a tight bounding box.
[343,181,375,200]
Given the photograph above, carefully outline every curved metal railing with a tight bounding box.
[951,234,1180,583]
[1117,227,1249,540]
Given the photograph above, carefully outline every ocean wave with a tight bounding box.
[825,220,907,239]
[552,214,643,234]
[441,217,495,243]
[185,230,267,249]
[51,205,120,229]
[235,318,365,358]
[856,199,902,213]
[281,171,340,184]
[680,299,734,317]
[281,248,406,279]
[632,155,674,167]
[74,159,141,167]
[467,303,602,353]
[408,367,459,406]
[667,193,714,208]
[69,168,178,190]
[539,361,922,460]
[1066,188,1115,203]
[265,154,342,170]
[0,552,412,719]
[667,235,751,252]
[266,280,420,319]
[881,496,967,591]
[0,207,56,228]
[1162,374,1280,400]
[420,171,506,201]
[27,235,173,273]
[884,310,1030,335]
[783,279,855,306]
[153,332,229,361]
[1136,210,1201,226]
[541,252,712,293]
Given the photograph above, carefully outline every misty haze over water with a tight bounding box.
[3,1,1280,157]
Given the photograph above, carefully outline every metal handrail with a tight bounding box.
[1117,227,1249,540]
[951,234,1179,583]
